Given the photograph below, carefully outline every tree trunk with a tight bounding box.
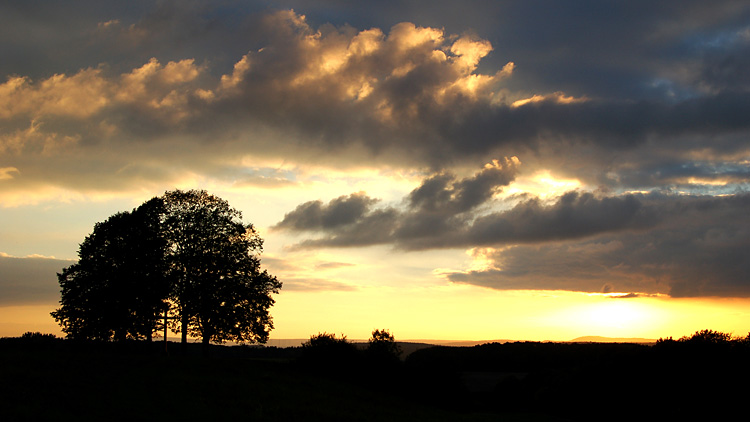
[181,311,188,355]
[163,309,169,355]
[202,334,211,358]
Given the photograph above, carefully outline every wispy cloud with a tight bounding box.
[0,254,73,305]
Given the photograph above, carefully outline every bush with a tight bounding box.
[20,332,58,342]
[299,332,360,374]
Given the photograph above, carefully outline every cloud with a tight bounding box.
[273,192,379,231]
[465,191,659,246]
[258,255,358,292]
[279,278,358,292]
[275,170,662,251]
[408,158,520,214]
[0,254,72,306]
[445,193,750,297]
[609,293,642,299]
[0,167,19,180]
[276,180,750,297]
[2,7,750,204]
[274,158,520,249]
[314,261,355,270]
[2,2,750,301]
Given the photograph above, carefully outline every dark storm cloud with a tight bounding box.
[273,192,379,231]
[699,45,750,93]
[407,159,518,214]
[0,1,270,78]
[465,192,659,245]
[277,185,750,297]
[446,194,750,297]
[273,159,520,249]
[275,160,677,251]
[0,255,72,305]
[276,187,658,251]
[594,157,750,193]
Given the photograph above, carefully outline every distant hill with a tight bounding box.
[264,339,308,348]
[265,336,657,349]
[569,335,656,344]
[397,339,515,347]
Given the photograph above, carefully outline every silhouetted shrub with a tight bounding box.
[299,332,360,374]
[679,329,733,344]
[18,332,59,347]
[20,332,57,341]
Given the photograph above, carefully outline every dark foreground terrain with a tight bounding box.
[2,334,748,421]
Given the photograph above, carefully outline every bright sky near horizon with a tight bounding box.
[2,1,750,342]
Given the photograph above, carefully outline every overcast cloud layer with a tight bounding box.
[1,1,749,300]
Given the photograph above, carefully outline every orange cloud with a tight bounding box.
[511,92,589,108]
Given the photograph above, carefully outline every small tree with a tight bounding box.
[367,329,402,359]
[365,329,402,373]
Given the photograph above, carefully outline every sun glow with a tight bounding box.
[583,298,651,330]
[503,170,583,199]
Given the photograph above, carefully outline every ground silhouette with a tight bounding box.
[2,330,748,421]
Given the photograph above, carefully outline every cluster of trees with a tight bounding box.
[299,329,403,375]
[51,190,281,349]
[656,328,749,345]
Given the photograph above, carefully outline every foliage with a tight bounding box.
[19,332,57,342]
[678,329,733,344]
[300,332,360,370]
[303,332,351,348]
[367,329,402,361]
[368,329,401,352]
[51,189,281,345]
[161,190,281,346]
[51,201,170,341]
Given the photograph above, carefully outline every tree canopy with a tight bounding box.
[367,329,402,360]
[51,190,281,346]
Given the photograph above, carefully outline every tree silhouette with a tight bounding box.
[52,190,281,349]
[161,190,281,351]
[365,329,402,382]
[679,329,733,344]
[367,329,402,360]
[52,200,169,341]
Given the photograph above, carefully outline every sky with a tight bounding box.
[2,0,750,342]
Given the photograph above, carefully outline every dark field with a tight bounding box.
[2,336,748,421]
